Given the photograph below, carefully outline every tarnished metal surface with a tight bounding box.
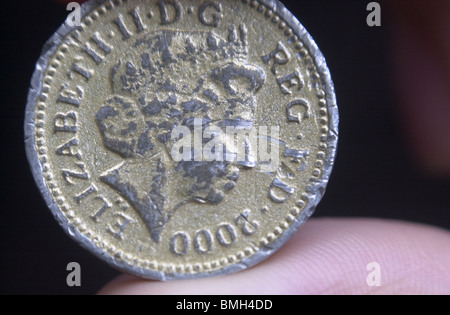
[25,0,338,280]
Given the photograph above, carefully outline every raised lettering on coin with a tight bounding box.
[25,0,338,280]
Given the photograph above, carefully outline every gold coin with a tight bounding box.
[25,0,338,279]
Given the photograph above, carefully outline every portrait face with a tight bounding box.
[96,28,265,242]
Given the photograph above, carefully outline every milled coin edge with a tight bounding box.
[24,0,338,281]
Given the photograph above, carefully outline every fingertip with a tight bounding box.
[98,274,148,295]
[99,218,450,295]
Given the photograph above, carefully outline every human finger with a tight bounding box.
[99,218,450,295]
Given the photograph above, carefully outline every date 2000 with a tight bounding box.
[169,210,258,256]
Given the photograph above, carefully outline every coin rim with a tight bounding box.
[24,0,338,280]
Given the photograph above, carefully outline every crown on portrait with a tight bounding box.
[111,24,251,96]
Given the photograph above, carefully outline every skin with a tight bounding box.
[99,219,450,295]
[58,0,450,294]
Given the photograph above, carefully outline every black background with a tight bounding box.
[0,0,449,295]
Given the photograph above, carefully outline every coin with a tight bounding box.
[25,0,338,280]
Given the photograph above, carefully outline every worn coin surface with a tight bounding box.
[25,0,338,280]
